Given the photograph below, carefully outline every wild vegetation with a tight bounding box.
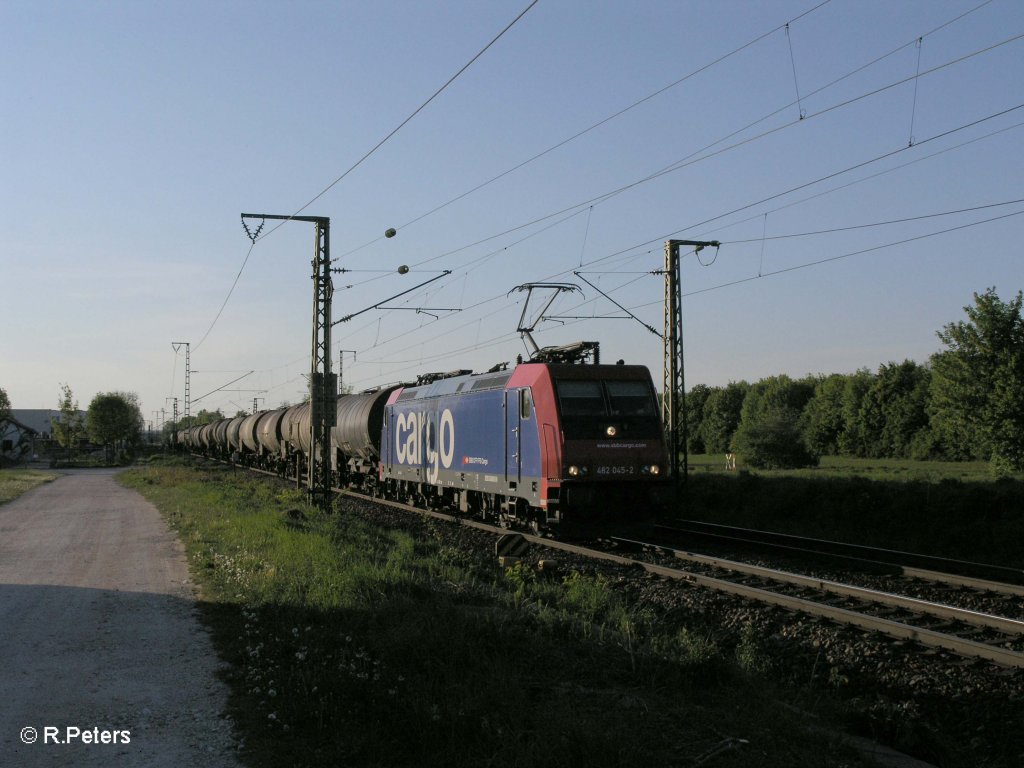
[0,469,57,505]
[687,288,1024,474]
[121,461,873,768]
[682,454,1024,568]
[85,391,145,463]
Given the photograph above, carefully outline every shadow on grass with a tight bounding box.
[196,587,756,768]
[678,472,1024,568]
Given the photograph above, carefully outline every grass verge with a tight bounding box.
[683,455,1024,568]
[121,461,872,768]
[0,468,58,505]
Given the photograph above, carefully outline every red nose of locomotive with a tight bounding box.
[549,366,670,517]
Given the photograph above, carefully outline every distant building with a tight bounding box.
[10,409,86,440]
[1,414,39,463]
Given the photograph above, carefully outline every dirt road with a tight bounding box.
[0,469,239,767]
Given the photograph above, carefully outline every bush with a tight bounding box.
[732,414,819,469]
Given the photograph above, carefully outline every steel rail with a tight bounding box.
[329,488,1024,668]
[661,521,1024,597]
[189,456,1024,668]
[613,536,1024,637]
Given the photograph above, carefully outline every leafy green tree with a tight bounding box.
[194,408,224,425]
[685,384,712,454]
[802,374,846,455]
[87,392,144,462]
[857,361,931,458]
[930,288,1024,472]
[698,381,749,454]
[837,369,875,457]
[0,386,10,422]
[52,384,84,461]
[732,375,817,469]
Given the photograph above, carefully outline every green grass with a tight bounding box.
[120,461,873,768]
[0,468,58,505]
[689,453,1018,483]
[680,455,1024,567]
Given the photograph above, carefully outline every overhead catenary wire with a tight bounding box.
[190,0,538,352]
[261,0,540,239]
[319,103,1024,396]
[402,32,1024,277]
[203,4,1015,400]
[343,0,994,269]
[336,0,835,260]
[717,198,1024,244]
[339,106,1024,381]
[224,4,1011,372]
[620,208,1024,306]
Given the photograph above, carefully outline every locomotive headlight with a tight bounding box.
[568,465,580,477]
[648,464,660,476]
[605,425,617,437]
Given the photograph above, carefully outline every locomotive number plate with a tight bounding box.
[596,466,635,476]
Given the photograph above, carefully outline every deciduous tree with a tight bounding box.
[698,381,749,454]
[732,375,818,469]
[87,392,144,462]
[52,384,84,460]
[931,288,1024,472]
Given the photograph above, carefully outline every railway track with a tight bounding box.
[194,456,1024,669]
[607,535,1024,669]
[660,519,1024,594]
[335,485,1024,669]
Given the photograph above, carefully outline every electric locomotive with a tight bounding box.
[377,360,670,530]
[185,352,671,533]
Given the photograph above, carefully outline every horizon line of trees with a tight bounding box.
[686,288,1024,474]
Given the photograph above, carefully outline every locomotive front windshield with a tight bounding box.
[556,378,661,438]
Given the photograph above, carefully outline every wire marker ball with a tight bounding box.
[385,227,397,238]
[397,264,410,274]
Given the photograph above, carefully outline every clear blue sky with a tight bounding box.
[3,0,1022,426]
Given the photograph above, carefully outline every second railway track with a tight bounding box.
[336,479,1024,669]
[197,455,1024,669]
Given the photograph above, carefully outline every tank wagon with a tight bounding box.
[187,360,670,531]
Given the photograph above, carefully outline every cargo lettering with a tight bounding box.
[395,408,455,483]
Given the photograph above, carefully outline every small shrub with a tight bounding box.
[733,415,819,469]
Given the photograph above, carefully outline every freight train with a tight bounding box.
[180,356,670,531]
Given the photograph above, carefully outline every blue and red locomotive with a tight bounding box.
[183,356,670,531]
[379,362,669,529]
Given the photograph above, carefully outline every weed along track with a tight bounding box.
[607,537,1024,666]
[328,485,1024,767]
[143,459,1024,766]
[331,477,1024,670]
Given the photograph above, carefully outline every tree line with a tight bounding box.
[48,387,147,463]
[686,288,1024,474]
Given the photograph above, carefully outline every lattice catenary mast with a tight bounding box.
[241,214,337,512]
[663,239,718,494]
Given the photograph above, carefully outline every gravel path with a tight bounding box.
[0,469,239,767]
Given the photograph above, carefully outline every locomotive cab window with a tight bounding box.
[519,389,533,420]
[557,380,604,416]
[606,380,656,416]
[555,377,662,439]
